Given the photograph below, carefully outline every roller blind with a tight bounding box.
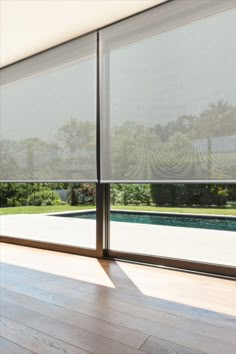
[100,0,236,182]
[0,33,97,182]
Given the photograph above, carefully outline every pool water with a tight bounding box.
[56,211,236,232]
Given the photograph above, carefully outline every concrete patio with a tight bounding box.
[0,212,235,267]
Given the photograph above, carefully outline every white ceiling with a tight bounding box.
[0,0,165,67]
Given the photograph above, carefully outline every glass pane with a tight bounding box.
[100,4,236,182]
[0,183,96,249]
[109,184,236,267]
[0,34,97,182]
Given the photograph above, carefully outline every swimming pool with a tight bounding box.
[52,210,236,232]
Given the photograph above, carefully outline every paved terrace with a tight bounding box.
[0,212,235,267]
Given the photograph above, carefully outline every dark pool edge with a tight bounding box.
[112,209,236,220]
[47,209,96,217]
[48,209,236,220]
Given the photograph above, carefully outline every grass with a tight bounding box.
[112,205,236,216]
[0,205,95,215]
[0,204,235,216]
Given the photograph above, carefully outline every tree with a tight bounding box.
[57,118,96,179]
[151,184,176,206]
[193,100,236,138]
[57,118,95,154]
[66,183,96,205]
[150,184,231,207]
[111,184,152,206]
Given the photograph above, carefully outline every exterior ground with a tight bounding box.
[1,212,235,266]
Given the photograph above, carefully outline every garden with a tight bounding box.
[0,183,235,216]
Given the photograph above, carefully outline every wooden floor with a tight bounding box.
[0,243,236,354]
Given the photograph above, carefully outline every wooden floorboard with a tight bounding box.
[0,336,33,354]
[77,283,236,331]
[1,300,149,354]
[1,283,236,347]
[0,317,91,354]
[140,336,203,354]
[1,243,236,354]
[0,288,149,349]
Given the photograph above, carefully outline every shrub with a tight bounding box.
[67,183,96,205]
[6,197,21,207]
[111,184,152,206]
[27,190,61,206]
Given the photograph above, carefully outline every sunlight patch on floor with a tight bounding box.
[116,261,236,317]
[0,243,115,288]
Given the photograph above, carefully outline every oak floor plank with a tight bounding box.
[0,265,84,290]
[2,280,236,346]
[142,331,236,354]
[2,286,236,354]
[0,317,91,354]
[66,287,236,345]
[74,286,236,344]
[0,288,148,349]
[1,243,236,354]
[90,259,236,311]
[0,336,33,354]
[141,330,236,354]
[140,335,203,354]
[1,301,149,354]
[2,262,235,333]
[3,279,236,346]
[78,283,236,331]
[2,243,235,313]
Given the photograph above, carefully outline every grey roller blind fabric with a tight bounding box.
[100,0,236,182]
[0,33,97,182]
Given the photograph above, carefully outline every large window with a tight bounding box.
[109,184,236,268]
[0,0,235,276]
[0,183,96,250]
[0,33,97,182]
[100,1,236,182]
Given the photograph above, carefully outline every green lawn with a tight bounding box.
[112,205,236,216]
[0,205,95,215]
[0,204,235,216]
